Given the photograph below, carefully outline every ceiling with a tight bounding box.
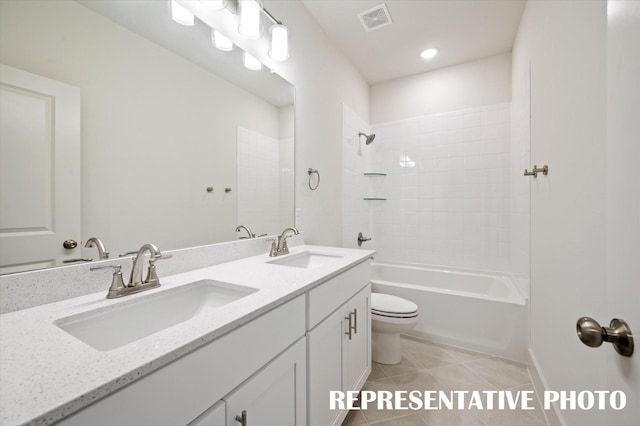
[301,0,526,85]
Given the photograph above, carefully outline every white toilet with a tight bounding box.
[371,293,419,364]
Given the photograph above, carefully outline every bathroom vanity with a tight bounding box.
[0,244,373,426]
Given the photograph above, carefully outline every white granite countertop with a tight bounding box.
[0,245,374,426]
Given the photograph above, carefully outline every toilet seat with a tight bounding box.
[371,293,418,318]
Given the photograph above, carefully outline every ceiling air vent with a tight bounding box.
[357,3,393,32]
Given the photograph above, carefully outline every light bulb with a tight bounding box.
[170,0,195,26]
[212,29,233,51]
[269,24,289,61]
[420,48,438,59]
[243,51,262,70]
[239,0,262,39]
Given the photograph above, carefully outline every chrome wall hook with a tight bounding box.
[524,164,549,178]
[576,317,634,357]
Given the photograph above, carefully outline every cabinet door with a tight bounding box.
[189,400,225,426]
[224,338,306,426]
[307,307,345,426]
[344,285,371,393]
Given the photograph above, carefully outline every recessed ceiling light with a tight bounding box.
[420,48,438,59]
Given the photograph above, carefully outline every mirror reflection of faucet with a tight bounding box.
[85,237,109,259]
[235,225,255,239]
[91,243,172,299]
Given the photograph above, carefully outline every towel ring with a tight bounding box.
[308,168,320,190]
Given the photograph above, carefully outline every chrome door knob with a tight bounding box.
[62,239,78,249]
[576,317,634,357]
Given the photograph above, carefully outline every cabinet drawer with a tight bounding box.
[306,259,371,330]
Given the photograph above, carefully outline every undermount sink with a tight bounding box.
[55,280,258,351]
[267,250,343,269]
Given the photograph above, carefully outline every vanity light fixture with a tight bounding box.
[169,0,290,65]
[212,29,234,51]
[239,0,263,39]
[170,0,196,26]
[269,24,289,61]
[420,48,438,59]
[243,51,262,70]
[200,0,227,10]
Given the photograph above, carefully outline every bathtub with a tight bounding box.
[371,261,528,363]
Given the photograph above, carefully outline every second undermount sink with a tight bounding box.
[55,280,258,351]
[267,250,344,269]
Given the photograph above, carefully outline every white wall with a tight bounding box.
[370,53,512,123]
[513,1,608,425]
[0,0,280,257]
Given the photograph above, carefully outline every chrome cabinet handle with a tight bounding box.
[345,312,353,340]
[352,308,358,334]
[235,410,247,425]
[577,317,634,357]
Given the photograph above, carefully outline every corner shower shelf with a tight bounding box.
[363,197,387,201]
[363,172,387,176]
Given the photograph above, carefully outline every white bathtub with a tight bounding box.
[371,261,528,363]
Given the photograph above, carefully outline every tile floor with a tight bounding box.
[342,336,549,426]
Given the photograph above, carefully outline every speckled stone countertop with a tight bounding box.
[0,245,374,426]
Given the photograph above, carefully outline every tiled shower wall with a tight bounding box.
[343,103,513,272]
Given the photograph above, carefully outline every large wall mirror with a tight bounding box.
[0,0,294,274]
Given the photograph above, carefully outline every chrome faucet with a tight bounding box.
[85,237,109,259]
[235,225,255,239]
[269,227,300,257]
[91,243,171,299]
[129,243,163,287]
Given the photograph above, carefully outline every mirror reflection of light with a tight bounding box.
[400,155,415,168]
[243,51,262,70]
[212,29,234,51]
[170,0,195,26]
[201,0,227,10]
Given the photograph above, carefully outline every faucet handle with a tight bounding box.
[146,254,172,285]
[152,253,173,261]
[91,264,126,297]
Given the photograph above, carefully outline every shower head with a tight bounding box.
[359,132,376,145]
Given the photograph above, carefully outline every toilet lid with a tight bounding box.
[371,293,418,316]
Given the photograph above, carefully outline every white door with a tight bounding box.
[604,1,639,424]
[0,64,80,273]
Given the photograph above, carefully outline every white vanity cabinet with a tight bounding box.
[57,295,306,426]
[223,338,306,426]
[52,257,372,426]
[189,338,306,426]
[306,260,372,426]
[188,401,225,426]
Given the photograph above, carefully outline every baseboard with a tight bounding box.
[528,349,565,426]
